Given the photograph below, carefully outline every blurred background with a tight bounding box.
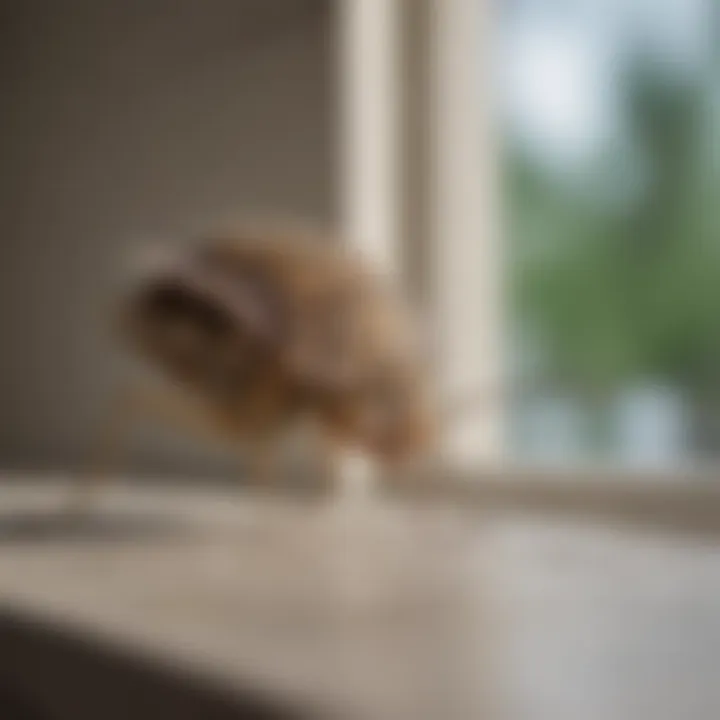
[504,0,720,470]
[0,0,336,476]
[1,0,718,475]
[0,2,719,720]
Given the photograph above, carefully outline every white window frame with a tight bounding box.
[337,0,504,471]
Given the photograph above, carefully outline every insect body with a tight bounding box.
[98,223,435,492]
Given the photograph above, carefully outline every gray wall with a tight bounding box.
[0,0,335,475]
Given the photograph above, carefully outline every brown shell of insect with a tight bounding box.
[116,221,436,484]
